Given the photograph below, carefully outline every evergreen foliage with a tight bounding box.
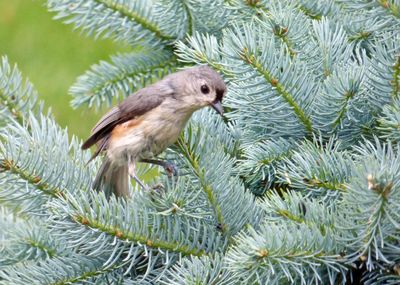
[1,0,400,284]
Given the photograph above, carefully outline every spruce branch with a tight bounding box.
[237,137,293,195]
[363,269,400,285]
[295,0,340,20]
[22,238,57,259]
[0,56,40,126]
[313,59,373,140]
[236,43,313,135]
[226,222,347,284]
[366,36,400,103]
[0,171,51,215]
[226,0,270,19]
[304,18,352,79]
[97,0,172,41]
[379,0,400,19]
[296,5,322,20]
[0,216,66,268]
[155,0,232,40]
[175,32,231,76]
[378,99,400,141]
[343,0,400,20]
[393,55,400,99]
[191,110,240,156]
[278,138,352,199]
[159,254,236,285]
[0,159,61,198]
[173,119,260,236]
[72,214,207,257]
[177,0,231,37]
[342,11,392,52]
[220,23,317,140]
[182,3,192,36]
[255,2,312,59]
[176,135,226,232]
[138,177,209,220]
[243,0,268,11]
[50,190,225,259]
[41,189,227,281]
[154,0,193,40]
[47,0,172,47]
[261,191,337,233]
[341,139,400,270]
[0,115,93,214]
[0,255,122,285]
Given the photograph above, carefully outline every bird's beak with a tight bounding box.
[210,100,224,116]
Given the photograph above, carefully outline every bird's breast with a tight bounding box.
[141,105,193,154]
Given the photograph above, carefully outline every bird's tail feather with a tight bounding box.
[93,158,130,198]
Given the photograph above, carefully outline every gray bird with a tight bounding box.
[82,66,226,198]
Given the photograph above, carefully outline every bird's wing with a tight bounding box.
[81,83,174,151]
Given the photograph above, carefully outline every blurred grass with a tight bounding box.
[0,0,125,139]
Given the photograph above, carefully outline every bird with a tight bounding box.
[81,65,226,198]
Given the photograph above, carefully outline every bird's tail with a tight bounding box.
[93,157,130,198]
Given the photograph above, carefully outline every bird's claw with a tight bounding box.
[150,183,165,194]
[164,161,178,177]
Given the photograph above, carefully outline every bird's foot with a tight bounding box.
[139,159,178,177]
[133,178,148,190]
[163,161,178,177]
[150,183,165,194]
[128,163,148,190]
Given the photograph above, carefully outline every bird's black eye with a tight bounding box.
[201,84,210,94]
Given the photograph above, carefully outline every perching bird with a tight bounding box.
[82,66,226,198]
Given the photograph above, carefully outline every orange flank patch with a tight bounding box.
[110,117,144,140]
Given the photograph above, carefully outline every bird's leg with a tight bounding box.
[140,158,178,177]
[128,159,147,190]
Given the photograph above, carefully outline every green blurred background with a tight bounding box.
[0,0,123,139]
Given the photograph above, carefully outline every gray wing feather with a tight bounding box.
[81,81,174,151]
[92,106,120,135]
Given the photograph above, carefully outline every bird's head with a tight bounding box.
[169,66,227,116]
